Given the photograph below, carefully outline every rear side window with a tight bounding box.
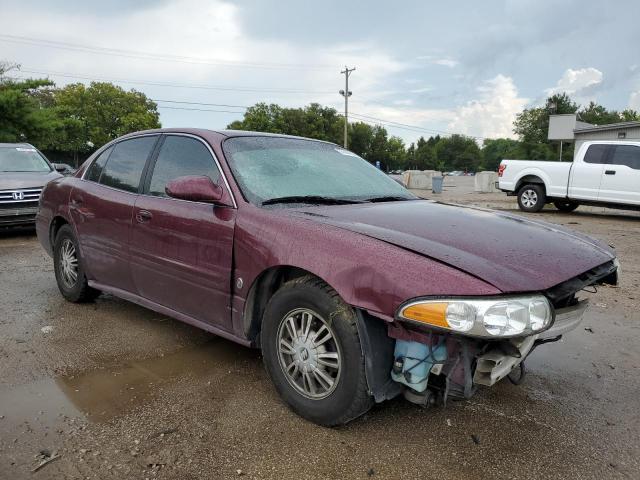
[583,144,611,164]
[609,145,640,170]
[85,146,113,182]
[147,136,220,197]
[100,136,158,193]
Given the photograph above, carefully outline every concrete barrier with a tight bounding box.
[474,171,499,193]
[402,170,439,189]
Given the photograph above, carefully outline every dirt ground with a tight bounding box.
[1,177,639,479]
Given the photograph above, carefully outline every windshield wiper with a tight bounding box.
[262,195,364,206]
[362,195,417,203]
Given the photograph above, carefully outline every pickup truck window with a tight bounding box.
[583,144,610,164]
[609,145,640,170]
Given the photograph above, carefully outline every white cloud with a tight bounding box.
[447,74,528,139]
[630,91,640,110]
[416,55,459,68]
[545,67,603,96]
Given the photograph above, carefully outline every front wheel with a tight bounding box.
[517,184,546,212]
[261,276,372,426]
[553,200,579,212]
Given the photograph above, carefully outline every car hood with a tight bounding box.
[0,171,62,190]
[290,200,615,292]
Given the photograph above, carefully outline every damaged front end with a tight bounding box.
[386,259,617,407]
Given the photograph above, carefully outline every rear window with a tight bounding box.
[85,146,113,182]
[583,144,611,164]
[99,136,158,193]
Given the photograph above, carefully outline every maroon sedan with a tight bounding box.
[36,129,619,426]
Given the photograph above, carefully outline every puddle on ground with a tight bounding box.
[0,339,258,436]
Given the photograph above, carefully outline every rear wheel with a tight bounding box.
[517,184,546,212]
[261,276,372,426]
[53,225,100,302]
[553,200,579,212]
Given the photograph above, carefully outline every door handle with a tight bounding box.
[605,170,616,175]
[135,210,153,223]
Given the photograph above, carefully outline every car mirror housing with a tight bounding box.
[165,175,231,205]
[53,163,67,173]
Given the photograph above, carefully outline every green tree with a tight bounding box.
[514,93,578,145]
[0,62,60,147]
[578,101,623,125]
[481,138,527,170]
[53,82,160,164]
[435,134,482,172]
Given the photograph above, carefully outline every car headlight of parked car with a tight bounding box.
[397,295,553,338]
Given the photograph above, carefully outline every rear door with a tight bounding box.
[129,134,236,330]
[568,144,611,201]
[597,144,640,205]
[71,135,159,292]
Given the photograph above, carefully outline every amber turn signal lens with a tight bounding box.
[400,302,449,328]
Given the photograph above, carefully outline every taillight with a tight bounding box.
[498,164,506,177]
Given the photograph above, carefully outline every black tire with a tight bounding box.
[261,276,373,426]
[553,200,579,212]
[517,184,546,212]
[53,225,100,302]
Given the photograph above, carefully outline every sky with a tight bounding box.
[1,0,640,145]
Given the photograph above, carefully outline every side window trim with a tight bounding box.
[140,133,236,208]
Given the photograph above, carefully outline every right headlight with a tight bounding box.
[398,295,553,338]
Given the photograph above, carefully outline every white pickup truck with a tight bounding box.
[498,141,640,212]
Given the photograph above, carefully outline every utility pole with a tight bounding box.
[339,66,355,148]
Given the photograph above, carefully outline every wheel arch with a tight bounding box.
[48,215,71,254]
[515,174,548,194]
[243,265,331,345]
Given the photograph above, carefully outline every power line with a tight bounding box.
[156,105,245,114]
[14,69,334,95]
[0,34,334,71]
[350,111,485,140]
[153,99,250,109]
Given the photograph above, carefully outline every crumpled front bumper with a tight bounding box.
[473,300,589,386]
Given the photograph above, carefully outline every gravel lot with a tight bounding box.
[1,177,639,479]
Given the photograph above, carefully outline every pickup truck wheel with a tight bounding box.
[261,276,373,426]
[553,200,579,212]
[517,184,546,212]
[53,225,100,302]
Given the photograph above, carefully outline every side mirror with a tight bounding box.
[165,175,230,205]
[53,163,67,173]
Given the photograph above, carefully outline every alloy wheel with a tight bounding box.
[276,308,342,399]
[59,238,78,289]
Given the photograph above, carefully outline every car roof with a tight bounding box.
[118,128,337,145]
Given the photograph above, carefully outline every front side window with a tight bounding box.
[0,146,52,173]
[609,145,640,170]
[583,144,611,164]
[148,136,221,197]
[99,136,158,193]
[85,146,113,182]
[222,136,414,205]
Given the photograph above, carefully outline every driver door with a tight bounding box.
[129,134,236,330]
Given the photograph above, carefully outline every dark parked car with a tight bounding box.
[0,143,65,227]
[36,129,619,426]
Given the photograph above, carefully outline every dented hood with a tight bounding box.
[292,200,615,292]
